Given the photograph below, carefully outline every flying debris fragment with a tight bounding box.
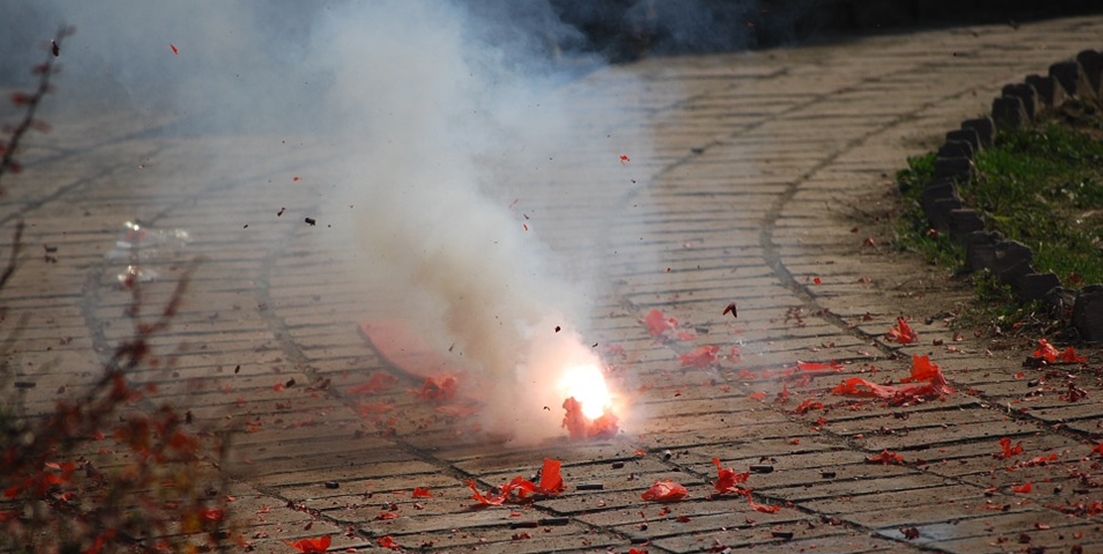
[722,302,737,318]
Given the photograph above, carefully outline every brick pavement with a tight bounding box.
[5,14,1103,554]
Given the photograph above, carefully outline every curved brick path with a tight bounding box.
[5,14,1103,554]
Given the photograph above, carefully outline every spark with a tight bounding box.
[557,364,611,420]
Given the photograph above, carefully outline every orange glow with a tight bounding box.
[557,364,612,420]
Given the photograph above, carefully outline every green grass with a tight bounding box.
[970,268,1045,330]
[895,107,1103,287]
[971,123,1103,285]
[894,151,965,269]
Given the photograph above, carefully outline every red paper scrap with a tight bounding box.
[377,536,401,550]
[288,536,331,553]
[641,481,687,502]
[712,457,750,495]
[643,308,679,338]
[468,476,535,507]
[792,399,824,414]
[416,376,457,402]
[680,345,720,368]
[994,437,1023,459]
[536,458,566,495]
[1030,338,1085,364]
[866,450,905,465]
[1013,453,1059,468]
[900,354,940,383]
[749,498,781,513]
[887,316,918,344]
[832,355,951,405]
[467,459,565,507]
[1060,345,1086,363]
[796,361,844,372]
[1033,339,1060,362]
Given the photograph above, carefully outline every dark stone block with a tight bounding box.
[960,118,993,149]
[922,178,957,208]
[1001,83,1038,121]
[933,156,974,182]
[950,209,985,241]
[1076,50,1103,97]
[1043,286,1077,320]
[965,231,1004,272]
[920,179,959,215]
[1049,61,1096,101]
[1025,74,1069,108]
[937,139,974,160]
[946,128,980,154]
[992,95,1028,129]
[998,259,1033,290]
[929,197,963,233]
[1072,284,1103,342]
[992,240,1034,289]
[992,240,1033,272]
[1018,272,1060,302]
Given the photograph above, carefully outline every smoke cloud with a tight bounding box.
[315,0,607,439]
[1,0,663,442]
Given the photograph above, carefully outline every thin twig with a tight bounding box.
[0,220,24,290]
[0,25,74,190]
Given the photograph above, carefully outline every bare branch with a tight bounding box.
[0,25,74,190]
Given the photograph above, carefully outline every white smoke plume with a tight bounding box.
[2,0,649,442]
[314,1,613,440]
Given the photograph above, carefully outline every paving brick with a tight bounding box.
[5,13,1103,552]
[881,510,1094,553]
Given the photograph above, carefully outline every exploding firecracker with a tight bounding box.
[562,397,619,439]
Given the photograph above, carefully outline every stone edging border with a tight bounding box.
[918,49,1103,342]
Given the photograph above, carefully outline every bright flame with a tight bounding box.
[558,364,612,420]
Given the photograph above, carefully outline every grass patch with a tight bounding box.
[973,120,1103,285]
[895,101,1103,287]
